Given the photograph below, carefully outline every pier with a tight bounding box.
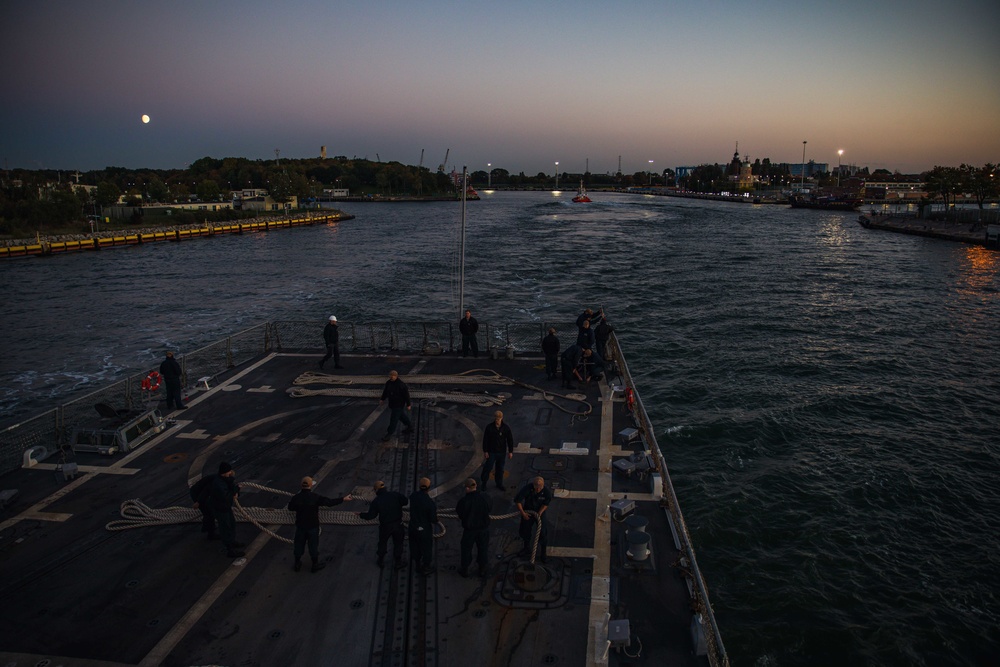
[0,212,352,259]
[858,214,995,248]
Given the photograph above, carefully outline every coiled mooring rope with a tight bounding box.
[105,482,526,546]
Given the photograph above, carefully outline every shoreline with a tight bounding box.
[0,211,353,259]
[858,214,994,248]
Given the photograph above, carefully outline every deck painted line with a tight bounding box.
[115,420,191,467]
[558,489,659,502]
[251,433,282,443]
[548,546,598,559]
[30,463,140,475]
[514,441,542,454]
[176,429,213,440]
[289,435,327,445]
[18,510,74,522]
[138,530,273,667]
[246,385,276,393]
[0,472,96,531]
[550,441,590,456]
[0,651,132,667]
[586,381,616,667]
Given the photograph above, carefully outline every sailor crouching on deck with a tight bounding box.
[515,476,553,563]
[359,481,409,569]
[288,476,352,573]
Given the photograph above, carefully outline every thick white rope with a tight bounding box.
[105,482,521,544]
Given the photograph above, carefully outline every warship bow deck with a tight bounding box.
[0,326,725,667]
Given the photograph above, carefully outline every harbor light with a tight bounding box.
[801,141,807,188]
[838,149,844,187]
[555,162,559,190]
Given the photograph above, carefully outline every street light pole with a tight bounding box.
[487,163,491,189]
[837,150,844,187]
[555,162,559,190]
[649,160,654,186]
[801,141,807,189]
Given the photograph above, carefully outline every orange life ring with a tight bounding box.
[142,370,162,391]
[625,387,636,412]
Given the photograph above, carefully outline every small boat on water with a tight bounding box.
[788,193,861,211]
[788,186,862,211]
[572,180,592,203]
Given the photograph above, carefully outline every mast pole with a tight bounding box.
[459,166,467,319]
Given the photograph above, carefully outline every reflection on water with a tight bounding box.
[2,192,999,665]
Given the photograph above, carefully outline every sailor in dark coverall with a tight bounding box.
[576,307,604,332]
[576,319,596,350]
[379,370,413,441]
[319,315,343,370]
[190,473,217,539]
[207,462,244,558]
[159,350,185,410]
[594,319,613,361]
[287,476,352,573]
[541,327,560,380]
[455,478,493,577]
[359,481,409,568]
[480,410,514,490]
[408,477,438,575]
[560,344,583,389]
[515,476,554,562]
[459,309,479,358]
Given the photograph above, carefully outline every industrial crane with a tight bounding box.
[438,148,449,173]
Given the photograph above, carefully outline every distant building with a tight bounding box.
[864,179,925,200]
[674,166,698,181]
[725,146,756,191]
[105,201,234,219]
[787,161,829,178]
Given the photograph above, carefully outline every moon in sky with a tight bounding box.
[141,114,150,124]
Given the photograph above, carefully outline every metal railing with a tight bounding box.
[1,318,727,665]
[2,320,584,476]
[606,332,729,667]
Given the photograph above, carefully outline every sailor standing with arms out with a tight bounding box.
[287,476,352,573]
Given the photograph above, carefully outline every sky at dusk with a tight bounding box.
[3,0,999,176]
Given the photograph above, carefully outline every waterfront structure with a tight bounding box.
[788,161,830,178]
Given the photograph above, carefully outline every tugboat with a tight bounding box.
[572,180,592,203]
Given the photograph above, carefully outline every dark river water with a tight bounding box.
[2,191,998,666]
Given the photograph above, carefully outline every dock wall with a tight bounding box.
[0,212,351,259]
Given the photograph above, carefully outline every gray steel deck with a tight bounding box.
[0,343,719,666]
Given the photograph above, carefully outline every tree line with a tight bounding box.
[2,156,996,237]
